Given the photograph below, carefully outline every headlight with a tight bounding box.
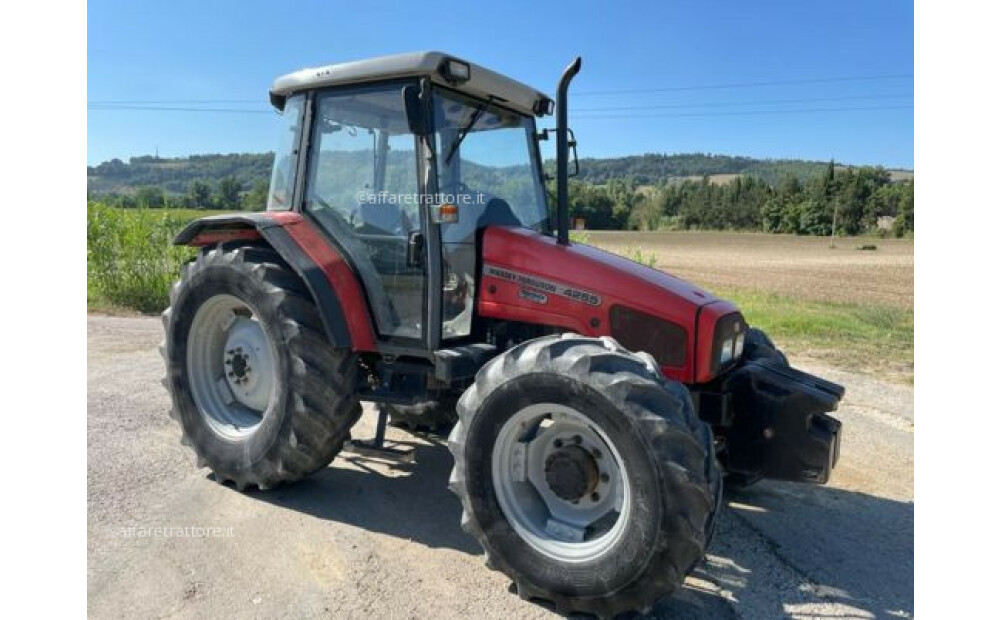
[719,336,734,365]
[712,313,747,373]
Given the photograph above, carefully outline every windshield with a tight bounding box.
[433,89,549,244]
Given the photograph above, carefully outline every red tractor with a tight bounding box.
[162,52,843,617]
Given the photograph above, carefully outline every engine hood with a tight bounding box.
[478,227,737,382]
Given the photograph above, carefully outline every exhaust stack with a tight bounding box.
[556,57,582,246]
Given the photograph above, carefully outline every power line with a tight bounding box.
[88,104,274,114]
[86,102,913,120]
[575,104,913,120]
[575,93,912,113]
[88,99,261,105]
[575,73,914,96]
[87,74,914,105]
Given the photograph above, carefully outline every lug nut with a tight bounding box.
[592,448,602,459]
[553,439,563,448]
[600,473,610,483]
[591,492,600,502]
[572,434,582,445]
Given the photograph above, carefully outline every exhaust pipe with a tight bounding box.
[556,57,582,246]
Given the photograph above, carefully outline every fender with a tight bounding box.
[173,212,377,352]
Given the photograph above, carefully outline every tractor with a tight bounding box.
[161,52,844,617]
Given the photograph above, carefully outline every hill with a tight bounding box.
[86,152,912,198]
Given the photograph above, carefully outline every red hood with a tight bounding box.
[481,227,720,319]
[479,227,737,382]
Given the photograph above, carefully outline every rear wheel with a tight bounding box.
[161,245,362,490]
[448,335,721,617]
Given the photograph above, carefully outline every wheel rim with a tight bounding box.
[186,294,277,440]
[491,403,631,563]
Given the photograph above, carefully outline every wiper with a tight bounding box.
[444,96,495,165]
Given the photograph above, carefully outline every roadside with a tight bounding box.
[87,315,913,619]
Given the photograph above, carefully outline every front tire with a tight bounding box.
[161,245,361,490]
[448,334,721,617]
[744,327,788,366]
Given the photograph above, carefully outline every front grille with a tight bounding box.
[609,305,687,367]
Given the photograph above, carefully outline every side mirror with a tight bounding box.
[567,128,580,178]
[536,128,579,178]
[402,85,428,135]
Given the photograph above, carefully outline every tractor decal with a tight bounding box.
[483,264,602,307]
[518,288,549,305]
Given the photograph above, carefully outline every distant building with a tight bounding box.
[877,215,896,230]
[573,217,587,230]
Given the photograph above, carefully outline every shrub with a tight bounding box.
[87,202,196,312]
[623,247,658,269]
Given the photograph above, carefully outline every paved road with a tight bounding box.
[87,315,913,619]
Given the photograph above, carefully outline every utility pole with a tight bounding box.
[830,199,838,249]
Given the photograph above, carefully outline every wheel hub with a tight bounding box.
[222,316,275,412]
[491,403,630,562]
[544,446,599,501]
[226,348,251,383]
[186,295,277,440]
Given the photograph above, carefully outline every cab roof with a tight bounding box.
[270,51,552,117]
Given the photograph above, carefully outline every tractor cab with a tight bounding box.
[266,52,559,353]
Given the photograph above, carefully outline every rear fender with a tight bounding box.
[173,213,377,352]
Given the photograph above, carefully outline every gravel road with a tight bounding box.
[87,315,913,619]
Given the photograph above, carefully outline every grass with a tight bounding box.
[717,287,913,383]
[87,203,198,313]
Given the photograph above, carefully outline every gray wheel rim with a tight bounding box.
[491,403,631,563]
[186,294,277,440]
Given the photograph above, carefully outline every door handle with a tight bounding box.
[406,231,425,268]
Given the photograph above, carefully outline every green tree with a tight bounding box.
[135,186,165,208]
[215,176,242,209]
[187,180,212,209]
[893,181,914,237]
[241,179,269,211]
[628,191,663,231]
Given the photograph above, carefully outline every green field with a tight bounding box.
[87,206,913,382]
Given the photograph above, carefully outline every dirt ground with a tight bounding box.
[87,315,913,619]
[588,231,914,309]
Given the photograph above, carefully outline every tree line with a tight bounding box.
[559,162,914,237]
[96,176,270,211]
[87,153,914,236]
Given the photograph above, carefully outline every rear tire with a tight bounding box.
[161,245,361,491]
[448,334,721,617]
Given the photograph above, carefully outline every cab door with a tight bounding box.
[301,82,431,348]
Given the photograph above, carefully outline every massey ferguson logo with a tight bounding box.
[484,264,602,307]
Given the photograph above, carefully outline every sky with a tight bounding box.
[87,0,914,168]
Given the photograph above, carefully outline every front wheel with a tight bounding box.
[448,335,721,617]
[161,245,362,490]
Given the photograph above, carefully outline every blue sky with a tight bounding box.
[87,0,913,168]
